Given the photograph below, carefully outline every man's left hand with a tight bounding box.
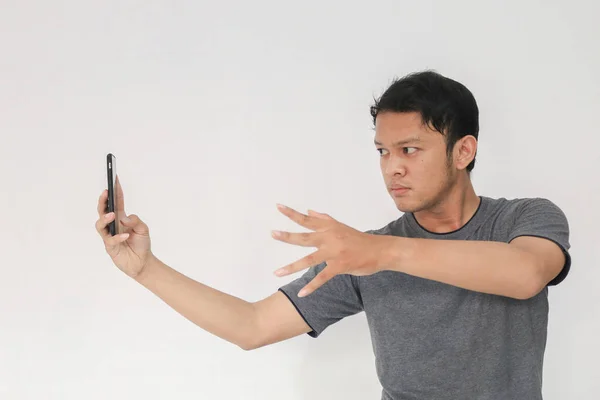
[271,204,389,297]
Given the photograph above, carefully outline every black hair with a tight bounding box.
[369,70,479,172]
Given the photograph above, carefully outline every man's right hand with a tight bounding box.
[95,176,155,278]
[94,176,311,350]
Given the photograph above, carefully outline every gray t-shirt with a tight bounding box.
[278,196,571,400]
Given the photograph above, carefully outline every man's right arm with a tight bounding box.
[134,256,312,350]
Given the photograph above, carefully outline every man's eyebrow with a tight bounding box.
[374,137,423,147]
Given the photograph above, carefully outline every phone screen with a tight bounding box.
[106,153,119,236]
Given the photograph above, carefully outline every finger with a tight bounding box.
[271,230,323,247]
[297,266,336,297]
[119,213,150,235]
[307,209,331,219]
[115,175,126,213]
[277,204,326,231]
[274,249,326,277]
[104,231,130,251]
[95,211,116,240]
[97,189,108,217]
[98,187,127,219]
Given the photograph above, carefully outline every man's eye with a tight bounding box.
[404,147,417,154]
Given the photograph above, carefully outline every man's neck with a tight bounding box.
[412,178,480,234]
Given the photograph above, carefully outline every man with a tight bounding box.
[95,70,571,400]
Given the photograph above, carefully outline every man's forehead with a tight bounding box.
[374,127,437,146]
[373,135,425,146]
[374,113,440,145]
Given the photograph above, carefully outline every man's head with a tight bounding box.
[370,70,479,213]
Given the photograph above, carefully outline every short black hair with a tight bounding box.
[370,70,479,172]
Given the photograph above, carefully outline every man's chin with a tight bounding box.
[393,195,434,214]
[394,200,419,214]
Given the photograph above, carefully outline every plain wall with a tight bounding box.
[1,0,599,398]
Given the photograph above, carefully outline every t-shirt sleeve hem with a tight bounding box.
[508,233,572,286]
[278,288,319,338]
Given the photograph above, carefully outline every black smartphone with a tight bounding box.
[106,153,120,236]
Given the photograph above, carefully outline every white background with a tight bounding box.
[2,1,599,399]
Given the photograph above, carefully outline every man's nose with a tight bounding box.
[384,157,407,177]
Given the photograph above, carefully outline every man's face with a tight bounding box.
[374,111,458,213]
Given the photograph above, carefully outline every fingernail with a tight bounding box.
[121,216,130,223]
[298,289,308,297]
[105,213,113,219]
[274,268,285,276]
[271,230,282,238]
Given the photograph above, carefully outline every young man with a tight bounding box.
[96,70,570,400]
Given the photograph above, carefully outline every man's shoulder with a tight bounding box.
[483,195,562,215]
[364,215,407,236]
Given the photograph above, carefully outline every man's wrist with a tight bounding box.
[379,235,411,273]
[134,253,160,284]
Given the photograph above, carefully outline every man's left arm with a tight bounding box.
[380,198,571,300]
[381,235,565,300]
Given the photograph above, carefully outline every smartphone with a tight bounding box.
[106,153,120,236]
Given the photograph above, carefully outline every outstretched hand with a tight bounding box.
[271,204,390,297]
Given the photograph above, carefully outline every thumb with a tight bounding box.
[120,214,150,234]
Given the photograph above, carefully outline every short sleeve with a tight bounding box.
[278,261,364,338]
[508,198,571,286]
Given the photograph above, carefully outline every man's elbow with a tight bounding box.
[237,332,265,351]
[239,340,268,351]
[233,332,259,351]
[238,342,257,351]
[515,263,547,300]
[238,329,282,351]
[515,283,543,300]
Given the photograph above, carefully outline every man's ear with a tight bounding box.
[454,135,477,170]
